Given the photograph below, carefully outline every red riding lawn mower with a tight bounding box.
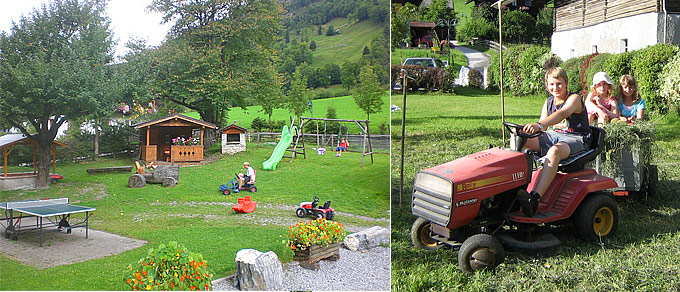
[411,122,621,272]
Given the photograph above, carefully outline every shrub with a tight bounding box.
[468,69,484,88]
[604,50,634,81]
[390,65,453,92]
[251,117,266,132]
[630,43,679,113]
[456,14,497,42]
[286,218,347,251]
[561,55,588,94]
[582,53,613,93]
[659,50,680,113]
[123,241,213,291]
[488,45,559,95]
[503,10,535,43]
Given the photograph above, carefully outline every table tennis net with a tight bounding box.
[3,198,69,209]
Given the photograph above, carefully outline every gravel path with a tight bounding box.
[212,246,390,291]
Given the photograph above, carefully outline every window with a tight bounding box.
[226,134,240,143]
[592,45,598,54]
[620,39,628,53]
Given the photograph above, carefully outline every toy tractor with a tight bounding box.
[220,173,257,195]
[296,196,335,220]
[410,122,620,272]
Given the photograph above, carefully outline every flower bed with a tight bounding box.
[123,241,213,291]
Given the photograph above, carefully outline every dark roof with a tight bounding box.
[219,124,248,133]
[0,134,67,148]
[131,114,218,129]
[408,21,436,28]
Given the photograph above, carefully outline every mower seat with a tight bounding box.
[322,200,331,209]
[558,126,605,172]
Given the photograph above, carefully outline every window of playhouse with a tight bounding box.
[226,134,240,143]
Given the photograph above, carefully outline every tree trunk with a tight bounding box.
[37,136,52,189]
[94,122,100,161]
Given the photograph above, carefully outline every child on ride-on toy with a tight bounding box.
[238,161,256,188]
[519,67,592,217]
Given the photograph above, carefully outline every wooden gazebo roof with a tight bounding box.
[131,114,217,129]
[0,134,67,148]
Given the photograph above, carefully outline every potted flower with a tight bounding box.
[286,218,346,269]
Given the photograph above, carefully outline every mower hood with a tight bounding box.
[412,147,532,229]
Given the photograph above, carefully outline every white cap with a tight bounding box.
[592,71,613,87]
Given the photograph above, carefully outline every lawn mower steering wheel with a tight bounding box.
[503,122,542,138]
[313,196,319,202]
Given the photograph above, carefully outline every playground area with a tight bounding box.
[0,141,389,290]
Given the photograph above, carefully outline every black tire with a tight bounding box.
[223,189,231,196]
[326,211,335,220]
[646,165,658,197]
[458,234,505,272]
[296,208,306,218]
[250,186,257,192]
[573,193,618,242]
[315,211,324,220]
[410,217,443,250]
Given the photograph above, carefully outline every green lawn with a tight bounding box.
[391,88,680,291]
[0,143,388,290]
[184,93,391,135]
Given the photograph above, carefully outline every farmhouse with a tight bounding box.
[220,123,248,155]
[552,0,680,60]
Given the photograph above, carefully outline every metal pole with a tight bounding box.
[399,69,408,205]
[498,2,506,147]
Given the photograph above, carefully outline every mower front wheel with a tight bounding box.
[458,234,505,273]
[410,217,443,251]
[295,208,306,218]
[573,193,618,242]
[223,189,231,196]
[326,211,335,220]
[315,211,325,220]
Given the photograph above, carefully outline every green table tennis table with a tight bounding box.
[1,198,95,247]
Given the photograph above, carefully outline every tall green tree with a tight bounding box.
[424,0,456,22]
[0,0,114,187]
[149,0,282,127]
[286,66,310,117]
[353,64,385,121]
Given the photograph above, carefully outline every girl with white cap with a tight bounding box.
[585,71,619,127]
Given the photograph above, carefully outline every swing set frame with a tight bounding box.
[292,117,374,167]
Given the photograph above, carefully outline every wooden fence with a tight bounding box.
[248,132,390,152]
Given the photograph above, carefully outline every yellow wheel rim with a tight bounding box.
[418,223,439,247]
[593,207,614,236]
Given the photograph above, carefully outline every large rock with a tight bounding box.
[235,249,283,291]
[343,226,389,251]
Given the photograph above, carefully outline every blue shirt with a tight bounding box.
[618,99,646,117]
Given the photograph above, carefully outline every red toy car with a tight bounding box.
[296,196,335,220]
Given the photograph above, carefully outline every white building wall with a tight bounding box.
[552,12,660,61]
[221,133,246,155]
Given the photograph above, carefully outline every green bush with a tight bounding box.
[488,45,559,96]
[123,241,213,291]
[390,65,453,92]
[604,51,634,83]
[583,53,613,91]
[503,10,535,43]
[630,43,679,113]
[659,50,680,113]
[456,13,497,42]
[561,55,588,94]
[251,117,267,132]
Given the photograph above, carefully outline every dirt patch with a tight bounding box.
[0,221,146,269]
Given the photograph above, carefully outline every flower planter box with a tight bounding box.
[293,243,340,270]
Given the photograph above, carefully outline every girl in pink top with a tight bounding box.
[585,71,619,127]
